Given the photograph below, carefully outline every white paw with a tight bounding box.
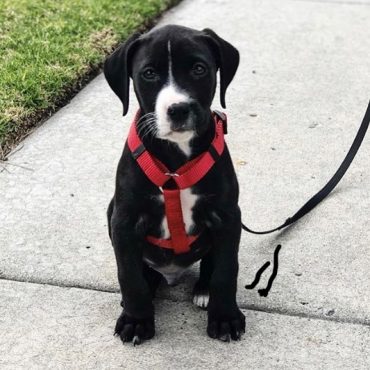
[192,293,209,309]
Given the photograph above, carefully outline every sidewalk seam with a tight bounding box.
[0,276,118,294]
[1,276,369,328]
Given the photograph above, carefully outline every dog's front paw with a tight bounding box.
[207,307,245,342]
[114,311,155,345]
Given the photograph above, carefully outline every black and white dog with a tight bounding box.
[104,25,245,344]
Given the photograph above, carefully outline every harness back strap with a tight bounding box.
[242,100,370,235]
[128,111,226,254]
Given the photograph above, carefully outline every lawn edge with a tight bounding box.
[0,0,182,161]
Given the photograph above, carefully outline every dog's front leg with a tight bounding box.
[207,207,245,341]
[111,212,155,345]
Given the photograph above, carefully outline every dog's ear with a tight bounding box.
[202,28,239,109]
[104,32,141,116]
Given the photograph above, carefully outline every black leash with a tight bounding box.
[242,101,370,235]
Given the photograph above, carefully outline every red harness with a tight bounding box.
[127,111,227,254]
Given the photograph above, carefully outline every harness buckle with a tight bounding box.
[165,172,180,177]
[213,110,228,134]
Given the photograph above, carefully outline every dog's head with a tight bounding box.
[104,25,239,145]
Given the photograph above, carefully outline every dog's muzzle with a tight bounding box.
[167,102,193,132]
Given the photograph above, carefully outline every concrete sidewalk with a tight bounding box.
[1,0,369,368]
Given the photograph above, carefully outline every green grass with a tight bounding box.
[0,0,177,158]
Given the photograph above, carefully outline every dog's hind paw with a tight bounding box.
[192,280,210,310]
[192,292,209,309]
[114,312,155,345]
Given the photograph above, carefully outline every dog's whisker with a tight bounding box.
[138,123,157,139]
[147,127,158,140]
[140,124,158,140]
[137,112,156,127]
[137,118,157,131]
[137,116,157,137]
[137,111,155,121]
[137,118,155,131]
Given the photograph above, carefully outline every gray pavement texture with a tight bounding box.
[1,279,369,370]
[1,0,370,368]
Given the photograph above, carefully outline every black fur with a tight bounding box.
[104,25,245,344]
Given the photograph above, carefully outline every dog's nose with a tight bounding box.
[167,103,190,125]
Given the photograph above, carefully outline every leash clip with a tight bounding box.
[165,172,179,177]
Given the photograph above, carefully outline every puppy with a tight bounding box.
[104,24,245,344]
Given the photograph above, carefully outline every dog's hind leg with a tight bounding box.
[192,253,213,309]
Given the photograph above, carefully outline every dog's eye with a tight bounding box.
[142,68,158,80]
[192,63,207,76]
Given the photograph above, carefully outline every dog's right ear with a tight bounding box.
[104,32,141,116]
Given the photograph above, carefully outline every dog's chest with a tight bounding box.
[143,188,199,285]
[159,187,199,238]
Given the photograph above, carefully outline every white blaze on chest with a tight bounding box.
[159,188,198,239]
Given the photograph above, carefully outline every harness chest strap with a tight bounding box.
[127,111,226,254]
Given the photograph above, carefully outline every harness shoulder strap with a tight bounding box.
[127,115,169,187]
[242,100,370,235]
[174,119,225,189]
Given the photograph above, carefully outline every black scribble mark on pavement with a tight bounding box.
[258,244,281,297]
[244,261,270,289]
[245,244,281,297]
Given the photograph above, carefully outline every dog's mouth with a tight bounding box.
[159,128,194,143]
[157,110,196,143]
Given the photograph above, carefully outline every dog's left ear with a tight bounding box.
[104,32,141,116]
[202,28,239,109]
